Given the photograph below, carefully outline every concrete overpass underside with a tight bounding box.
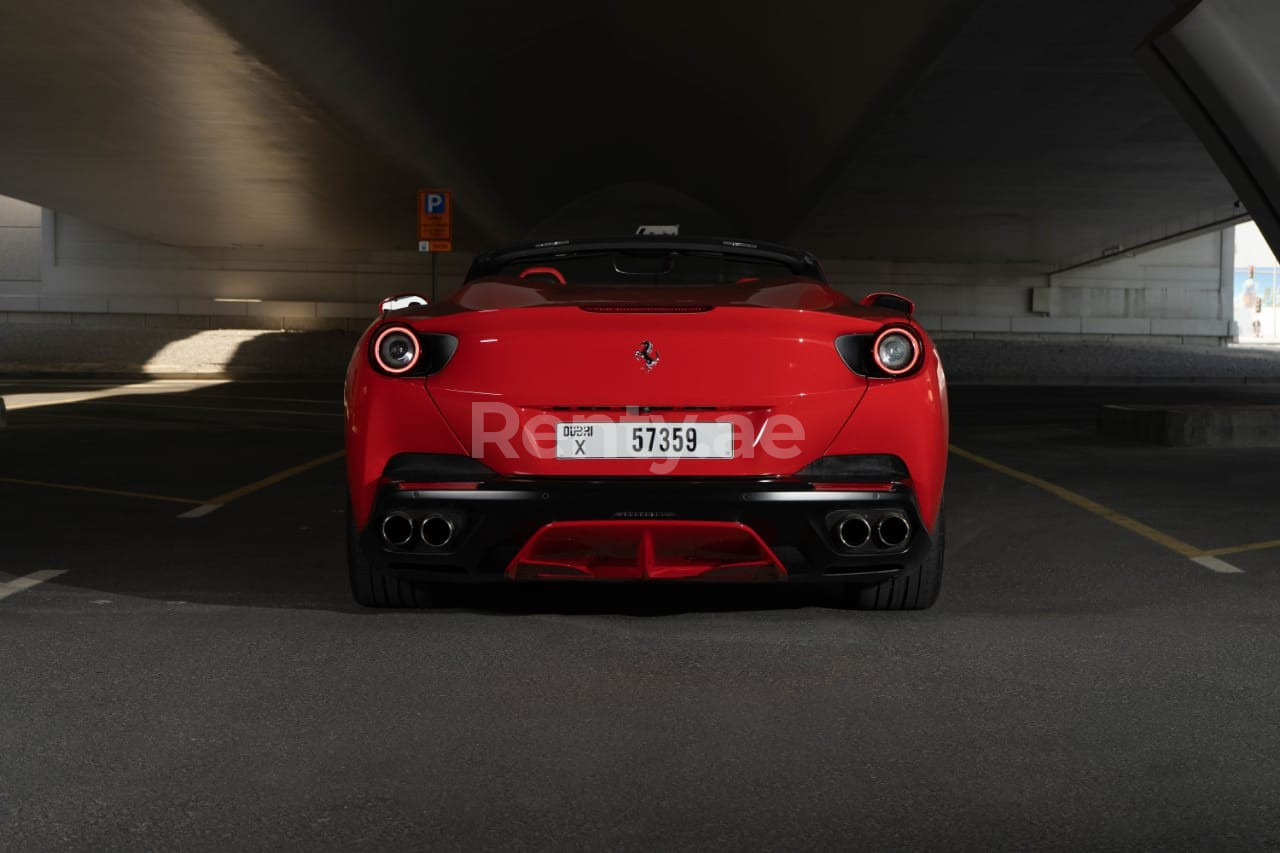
[7,7,1280,847]
[0,0,1274,343]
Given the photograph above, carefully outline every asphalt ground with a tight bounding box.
[2,379,1280,850]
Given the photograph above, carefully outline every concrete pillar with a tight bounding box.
[1142,0,1280,264]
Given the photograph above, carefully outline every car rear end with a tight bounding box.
[345,288,948,606]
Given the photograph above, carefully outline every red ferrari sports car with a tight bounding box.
[345,236,948,609]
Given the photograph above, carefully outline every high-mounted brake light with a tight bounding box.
[373,325,421,374]
[872,328,921,376]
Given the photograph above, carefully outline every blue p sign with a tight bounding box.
[425,193,447,214]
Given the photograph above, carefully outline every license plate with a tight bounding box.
[556,422,734,459]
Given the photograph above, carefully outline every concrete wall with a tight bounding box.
[823,228,1234,343]
[1047,228,1234,340]
[0,196,42,296]
[0,196,1235,342]
[0,206,471,330]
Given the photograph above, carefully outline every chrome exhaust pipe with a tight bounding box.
[420,514,455,549]
[835,515,872,549]
[380,512,414,547]
[876,514,911,548]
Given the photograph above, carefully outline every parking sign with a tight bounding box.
[417,189,452,252]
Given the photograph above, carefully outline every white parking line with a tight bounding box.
[178,503,223,519]
[0,569,68,602]
[1191,556,1246,575]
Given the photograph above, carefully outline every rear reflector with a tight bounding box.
[811,482,897,491]
[392,481,480,491]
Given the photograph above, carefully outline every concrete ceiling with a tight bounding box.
[797,0,1240,262]
[0,1,432,250]
[0,0,1241,263]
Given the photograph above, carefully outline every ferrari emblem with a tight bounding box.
[634,340,660,371]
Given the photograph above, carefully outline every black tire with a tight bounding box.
[843,507,945,611]
[348,502,437,608]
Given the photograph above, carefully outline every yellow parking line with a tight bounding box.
[0,450,344,514]
[1201,538,1280,558]
[177,449,346,518]
[948,444,1204,559]
[207,450,346,505]
[0,475,205,506]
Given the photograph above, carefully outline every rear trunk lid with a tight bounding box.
[422,290,881,477]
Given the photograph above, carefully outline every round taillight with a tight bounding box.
[872,328,920,376]
[373,326,420,374]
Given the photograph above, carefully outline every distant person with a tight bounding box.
[1242,266,1260,337]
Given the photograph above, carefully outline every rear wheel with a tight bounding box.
[348,502,438,608]
[843,507,945,611]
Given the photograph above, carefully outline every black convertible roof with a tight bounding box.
[465,236,825,282]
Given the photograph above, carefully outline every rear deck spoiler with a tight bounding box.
[860,292,915,315]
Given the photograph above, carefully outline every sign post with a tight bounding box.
[417,190,453,300]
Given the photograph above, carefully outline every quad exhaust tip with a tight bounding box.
[876,514,911,548]
[420,514,455,549]
[381,512,415,547]
[835,515,872,549]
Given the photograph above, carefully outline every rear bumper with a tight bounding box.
[359,477,934,584]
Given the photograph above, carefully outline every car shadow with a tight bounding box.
[32,566,860,618]
[1,357,881,619]
[426,580,852,617]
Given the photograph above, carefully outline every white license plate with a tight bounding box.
[556,422,734,459]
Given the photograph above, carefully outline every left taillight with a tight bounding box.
[369,324,458,377]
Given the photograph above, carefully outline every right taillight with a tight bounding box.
[872,328,920,375]
[835,327,923,378]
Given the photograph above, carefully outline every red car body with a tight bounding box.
[345,237,948,609]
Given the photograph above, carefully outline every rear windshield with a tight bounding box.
[492,250,803,285]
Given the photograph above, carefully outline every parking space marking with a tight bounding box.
[17,408,337,434]
[0,569,67,602]
[948,444,1244,573]
[13,409,181,427]
[1191,556,1246,575]
[192,393,342,406]
[0,450,343,515]
[177,503,225,519]
[178,449,346,518]
[0,475,205,506]
[1201,538,1280,559]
